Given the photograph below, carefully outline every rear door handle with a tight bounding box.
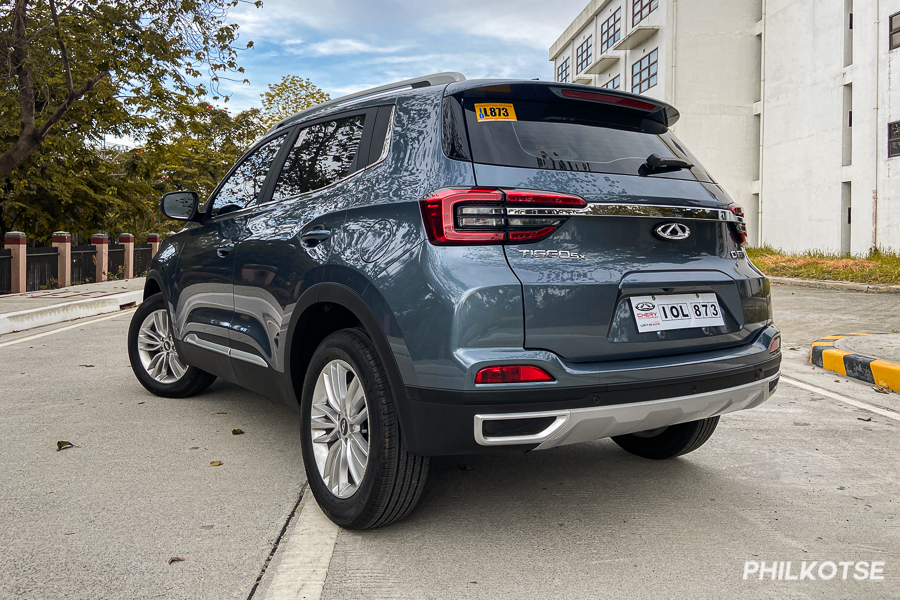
[301,228,331,247]
[216,242,235,258]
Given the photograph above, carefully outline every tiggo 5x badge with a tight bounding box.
[654,222,691,240]
[518,249,586,260]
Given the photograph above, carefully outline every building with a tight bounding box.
[550,0,900,254]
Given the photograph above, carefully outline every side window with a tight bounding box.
[208,134,286,214]
[271,115,366,202]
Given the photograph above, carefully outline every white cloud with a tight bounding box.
[304,38,406,56]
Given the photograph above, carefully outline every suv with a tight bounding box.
[128,72,781,529]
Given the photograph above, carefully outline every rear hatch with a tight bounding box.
[443,82,770,362]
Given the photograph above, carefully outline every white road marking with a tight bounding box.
[0,310,134,349]
[781,376,900,422]
[262,494,340,600]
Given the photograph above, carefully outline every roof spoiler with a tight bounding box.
[265,72,466,135]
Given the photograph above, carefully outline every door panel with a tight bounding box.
[171,133,289,379]
[229,112,370,392]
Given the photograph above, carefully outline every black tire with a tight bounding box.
[127,292,216,398]
[611,416,720,460]
[300,328,429,529]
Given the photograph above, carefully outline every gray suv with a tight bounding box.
[127,72,781,529]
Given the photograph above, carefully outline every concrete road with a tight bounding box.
[0,285,898,600]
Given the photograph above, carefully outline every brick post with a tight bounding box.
[52,231,71,287]
[91,233,108,283]
[148,233,160,258]
[119,233,134,279]
[4,232,27,293]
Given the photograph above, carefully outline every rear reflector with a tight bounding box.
[420,188,586,246]
[475,365,556,384]
[560,88,658,111]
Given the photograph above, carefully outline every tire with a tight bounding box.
[611,416,720,460]
[300,328,429,529]
[127,292,216,398]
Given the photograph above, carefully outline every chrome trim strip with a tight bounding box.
[184,333,230,357]
[474,372,779,449]
[230,347,268,368]
[183,333,269,368]
[505,203,740,222]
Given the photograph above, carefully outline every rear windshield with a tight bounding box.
[460,97,711,182]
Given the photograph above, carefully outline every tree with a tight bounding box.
[260,75,330,128]
[0,0,261,180]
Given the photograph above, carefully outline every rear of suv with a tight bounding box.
[128,73,781,529]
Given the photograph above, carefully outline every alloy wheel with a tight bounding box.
[310,359,370,498]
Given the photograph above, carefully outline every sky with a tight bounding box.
[213,0,590,112]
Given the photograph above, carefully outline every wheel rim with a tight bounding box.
[310,359,369,499]
[137,309,188,384]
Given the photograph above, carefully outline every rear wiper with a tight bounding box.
[641,153,694,174]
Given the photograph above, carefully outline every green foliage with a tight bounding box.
[260,75,330,127]
[747,245,900,285]
[0,0,262,241]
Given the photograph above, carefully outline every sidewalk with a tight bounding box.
[810,332,900,392]
[0,278,145,335]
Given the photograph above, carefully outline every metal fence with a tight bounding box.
[134,244,152,277]
[25,247,59,292]
[71,245,96,285]
[108,243,125,279]
[0,249,10,295]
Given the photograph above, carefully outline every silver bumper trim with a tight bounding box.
[474,372,779,449]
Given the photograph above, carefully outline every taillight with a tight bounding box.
[475,365,556,384]
[768,335,781,354]
[729,205,749,246]
[420,188,587,245]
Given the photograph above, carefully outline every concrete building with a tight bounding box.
[550,0,900,254]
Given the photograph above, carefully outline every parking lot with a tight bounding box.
[0,284,897,600]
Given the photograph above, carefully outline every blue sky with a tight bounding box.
[215,0,590,112]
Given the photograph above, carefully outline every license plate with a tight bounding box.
[630,293,725,333]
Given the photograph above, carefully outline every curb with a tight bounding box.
[810,333,900,392]
[769,276,900,294]
[0,291,143,335]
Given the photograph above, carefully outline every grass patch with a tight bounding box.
[746,246,900,285]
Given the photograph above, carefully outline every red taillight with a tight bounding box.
[420,188,587,246]
[560,88,658,111]
[768,335,781,354]
[475,365,556,384]
[730,205,749,246]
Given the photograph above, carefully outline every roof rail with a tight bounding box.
[265,72,466,135]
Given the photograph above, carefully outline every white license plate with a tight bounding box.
[630,293,725,333]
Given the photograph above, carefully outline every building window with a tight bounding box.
[600,8,622,53]
[633,0,658,26]
[631,48,658,93]
[576,36,593,73]
[557,57,571,82]
[891,12,900,50]
[889,121,900,158]
[602,75,621,90]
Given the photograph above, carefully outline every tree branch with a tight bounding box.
[36,70,110,140]
[48,0,75,99]
[11,0,36,139]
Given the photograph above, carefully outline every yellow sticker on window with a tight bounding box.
[474,103,517,122]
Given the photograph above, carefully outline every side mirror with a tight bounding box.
[160,191,200,221]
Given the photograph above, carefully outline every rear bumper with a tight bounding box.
[395,351,781,456]
[475,371,779,450]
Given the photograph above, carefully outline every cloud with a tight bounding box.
[305,38,407,56]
